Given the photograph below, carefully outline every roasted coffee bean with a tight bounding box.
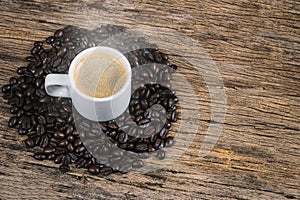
[132,159,144,168]
[40,135,49,148]
[159,128,169,138]
[25,138,35,147]
[157,150,165,159]
[10,106,19,114]
[170,111,178,122]
[153,138,162,150]
[34,152,47,160]
[35,79,43,88]
[140,99,148,110]
[37,115,46,124]
[8,116,18,127]
[68,153,78,162]
[136,143,148,152]
[54,154,63,164]
[46,36,55,44]
[9,77,18,85]
[67,143,74,152]
[54,147,65,155]
[75,145,86,154]
[147,144,156,152]
[99,166,113,176]
[119,162,133,172]
[36,124,45,135]
[138,118,150,126]
[57,139,68,147]
[48,153,55,160]
[76,158,87,168]
[67,135,75,142]
[2,84,11,93]
[118,131,128,143]
[21,117,31,130]
[88,165,101,175]
[3,92,13,100]
[62,154,71,166]
[164,136,174,147]
[18,127,28,135]
[107,121,118,130]
[43,146,55,154]
[54,29,64,38]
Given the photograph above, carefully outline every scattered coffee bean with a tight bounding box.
[88,165,101,175]
[132,159,144,168]
[2,25,179,176]
[33,152,46,160]
[25,138,35,147]
[8,116,18,127]
[157,150,165,159]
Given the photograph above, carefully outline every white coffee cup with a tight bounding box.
[45,46,132,121]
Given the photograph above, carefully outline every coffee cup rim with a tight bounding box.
[68,46,132,102]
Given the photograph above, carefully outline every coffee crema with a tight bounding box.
[74,53,127,98]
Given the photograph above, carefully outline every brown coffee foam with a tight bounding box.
[74,53,127,98]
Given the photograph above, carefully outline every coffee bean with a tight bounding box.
[21,117,31,130]
[118,131,128,143]
[67,143,74,152]
[68,153,78,162]
[132,159,144,168]
[36,124,45,135]
[73,138,82,147]
[43,146,55,154]
[8,116,18,127]
[54,154,63,164]
[62,154,71,166]
[37,115,46,124]
[136,143,148,152]
[48,153,55,160]
[138,118,151,126]
[10,107,19,114]
[140,99,148,110]
[40,135,49,148]
[25,138,35,147]
[76,158,87,168]
[159,128,169,138]
[170,111,178,122]
[54,29,64,38]
[34,152,46,160]
[88,165,101,175]
[18,127,28,135]
[165,136,174,147]
[119,162,132,172]
[2,84,11,93]
[153,138,162,150]
[99,166,113,176]
[46,36,55,44]
[157,150,165,159]
[75,145,86,154]
[57,139,68,147]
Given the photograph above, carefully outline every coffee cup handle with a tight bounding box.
[45,74,70,98]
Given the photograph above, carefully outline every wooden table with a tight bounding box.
[0,0,299,199]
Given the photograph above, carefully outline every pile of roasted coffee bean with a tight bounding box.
[2,25,179,175]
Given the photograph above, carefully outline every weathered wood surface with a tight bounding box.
[0,0,299,199]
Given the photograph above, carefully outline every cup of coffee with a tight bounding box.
[45,46,132,121]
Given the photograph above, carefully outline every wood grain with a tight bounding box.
[0,0,299,199]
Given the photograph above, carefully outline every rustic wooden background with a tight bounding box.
[0,0,299,199]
